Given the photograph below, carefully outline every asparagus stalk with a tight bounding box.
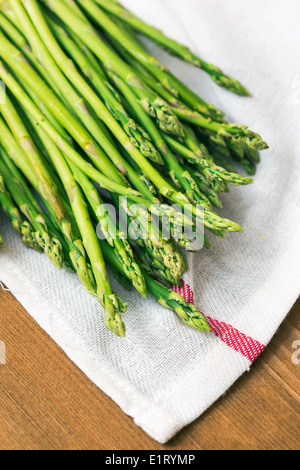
[69,161,147,298]
[181,124,212,161]
[43,0,184,137]
[0,140,40,213]
[108,72,212,210]
[38,2,247,233]
[120,196,186,280]
[0,8,62,96]
[0,89,67,224]
[172,107,268,151]
[16,42,191,253]
[114,42,188,109]
[98,237,210,333]
[145,274,211,332]
[47,16,163,166]
[106,34,223,121]
[163,135,253,186]
[1,34,242,238]
[81,0,229,119]
[244,146,261,165]
[111,267,132,292]
[79,0,182,96]
[0,57,151,204]
[0,156,63,269]
[0,10,29,51]
[133,243,180,287]
[210,154,235,174]
[0,56,194,262]
[183,164,223,208]
[93,0,249,97]
[24,106,127,336]
[0,168,40,251]
[8,0,129,185]
[0,109,96,295]
[105,72,242,233]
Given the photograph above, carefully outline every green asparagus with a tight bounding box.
[0,0,267,337]
[93,0,249,96]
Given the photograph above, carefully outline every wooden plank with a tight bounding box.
[0,288,299,450]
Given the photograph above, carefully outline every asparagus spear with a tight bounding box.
[0,156,63,269]
[180,124,211,160]
[69,161,147,298]
[80,0,236,120]
[8,0,129,185]
[0,169,40,251]
[119,196,186,280]
[111,267,132,292]
[43,0,184,137]
[172,107,268,151]
[0,89,66,224]
[1,34,243,238]
[146,274,211,332]
[105,39,260,150]
[0,10,29,51]
[0,140,40,213]
[182,163,223,208]
[163,135,253,186]
[0,109,96,295]
[0,8,62,96]
[0,56,151,204]
[244,146,261,165]
[98,237,210,333]
[79,0,181,96]
[108,72,212,210]
[93,0,249,97]
[106,34,223,121]
[24,106,127,336]
[104,72,242,233]
[133,243,180,287]
[0,58,194,263]
[47,16,163,166]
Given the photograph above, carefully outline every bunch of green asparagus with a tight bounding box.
[0,0,268,337]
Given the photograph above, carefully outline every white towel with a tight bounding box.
[0,0,299,443]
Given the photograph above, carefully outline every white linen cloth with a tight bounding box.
[0,0,300,444]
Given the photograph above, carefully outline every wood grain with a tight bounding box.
[0,288,299,450]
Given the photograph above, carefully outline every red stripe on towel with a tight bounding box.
[172,280,265,362]
[173,280,195,304]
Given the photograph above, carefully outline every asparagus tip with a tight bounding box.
[105,314,126,337]
[212,72,252,97]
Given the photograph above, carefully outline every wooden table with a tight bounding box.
[0,288,299,450]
